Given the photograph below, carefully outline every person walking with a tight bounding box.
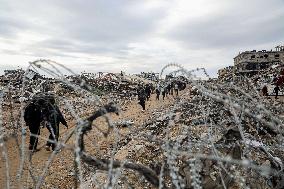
[161,87,166,100]
[166,84,170,96]
[174,83,179,96]
[24,98,44,152]
[44,97,68,151]
[274,85,280,99]
[137,87,146,111]
[262,85,268,96]
[155,87,160,100]
[170,83,174,95]
[145,84,151,101]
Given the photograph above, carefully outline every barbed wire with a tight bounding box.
[0,59,283,188]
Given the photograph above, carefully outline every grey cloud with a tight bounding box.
[0,16,31,37]
[50,0,167,42]
[169,0,284,49]
[25,38,135,58]
[0,0,169,58]
[0,1,48,37]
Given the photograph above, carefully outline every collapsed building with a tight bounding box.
[217,45,284,96]
[218,45,284,80]
[217,66,234,81]
[233,45,284,78]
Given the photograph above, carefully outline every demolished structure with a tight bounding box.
[234,45,284,77]
[218,45,284,80]
[218,45,284,95]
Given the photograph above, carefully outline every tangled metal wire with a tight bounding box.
[0,59,284,188]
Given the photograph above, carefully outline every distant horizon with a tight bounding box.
[1,42,282,77]
[0,58,221,78]
[0,61,215,80]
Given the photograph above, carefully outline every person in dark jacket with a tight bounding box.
[170,83,174,95]
[44,97,68,151]
[137,87,146,111]
[161,87,166,100]
[262,85,268,96]
[145,84,151,101]
[274,85,280,99]
[24,99,44,152]
[155,87,160,100]
[174,83,179,96]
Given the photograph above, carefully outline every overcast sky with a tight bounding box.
[0,0,284,77]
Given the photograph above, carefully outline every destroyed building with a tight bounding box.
[217,66,234,80]
[234,45,284,77]
[218,45,284,81]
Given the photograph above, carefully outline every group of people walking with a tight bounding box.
[137,81,185,111]
[24,94,68,152]
[156,82,180,101]
[261,74,283,99]
[262,85,281,99]
[261,73,284,99]
[24,81,185,151]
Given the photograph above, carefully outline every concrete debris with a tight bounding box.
[113,119,134,127]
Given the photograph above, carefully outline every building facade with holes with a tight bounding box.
[233,45,284,77]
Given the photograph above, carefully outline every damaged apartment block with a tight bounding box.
[233,45,284,78]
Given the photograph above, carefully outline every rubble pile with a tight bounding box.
[101,78,284,188]
[218,63,284,96]
[0,69,53,103]
[0,69,154,106]
[70,72,141,99]
[135,72,159,82]
[1,62,284,188]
